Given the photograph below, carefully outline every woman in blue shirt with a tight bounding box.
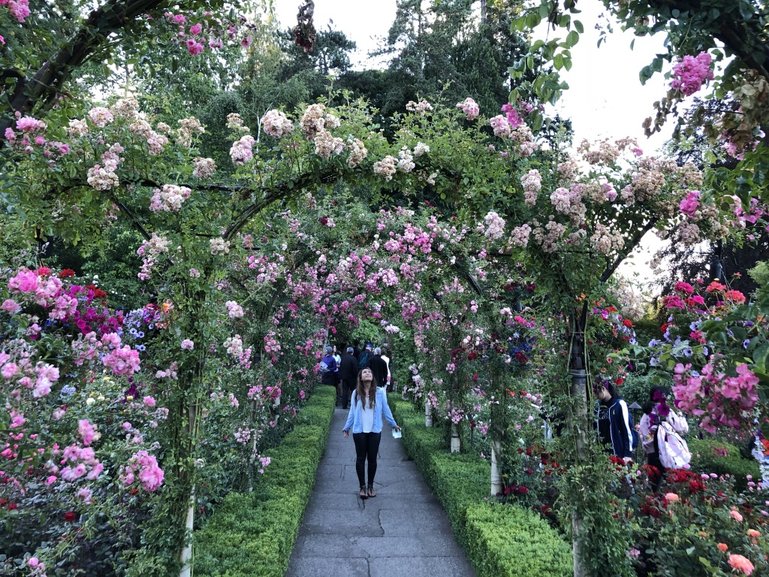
[343,368,400,498]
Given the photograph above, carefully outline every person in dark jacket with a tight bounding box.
[358,343,373,369]
[595,382,636,462]
[369,347,389,391]
[338,346,359,409]
[320,344,339,390]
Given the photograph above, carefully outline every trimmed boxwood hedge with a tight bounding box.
[193,387,335,577]
[688,437,761,490]
[391,397,572,577]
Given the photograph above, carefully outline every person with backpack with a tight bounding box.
[595,381,637,462]
[358,343,372,370]
[342,367,400,499]
[640,386,690,488]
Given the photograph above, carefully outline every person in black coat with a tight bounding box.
[338,347,359,409]
[369,347,389,391]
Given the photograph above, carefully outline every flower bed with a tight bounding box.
[390,397,572,577]
[193,387,335,576]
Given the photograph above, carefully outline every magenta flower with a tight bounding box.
[671,52,713,96]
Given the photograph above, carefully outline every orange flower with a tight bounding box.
[747,529,760,539]
[727,554,754,575]
[717,543,729,552]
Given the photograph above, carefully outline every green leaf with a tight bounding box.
[553,53,564,70]
[738,1,754,21]
[565,30,579,48]
[754,343,769,373]
[574,20,584,34]
[639,65,654,84]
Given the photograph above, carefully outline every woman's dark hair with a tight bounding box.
[605,382,618,399]
[354,369,377,408]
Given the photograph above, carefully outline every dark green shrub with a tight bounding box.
[688,437,760,490]
[194,387,335,577]
[391,397,571,577]
[465,502,572,577]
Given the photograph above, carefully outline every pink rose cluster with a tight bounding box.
[164,11,244,56]
[122,450,165,492]
[671,52,714,96]
[230,134,255,165]
[456,97,480,121]
[679,190,701,218]
[149,184,192,212]
[1,0,30,23]
[3,114,71,159]
[225,300,244,319]
[261,109,294,138]
[673,361,759,433]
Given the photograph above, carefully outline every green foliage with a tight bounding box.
[465,502,572,577]
[557,454,636,577]
[688,437,760,490]
[391,397,572,577]
[193,387,335,577]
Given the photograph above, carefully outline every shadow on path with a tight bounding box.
[285,404,477,577]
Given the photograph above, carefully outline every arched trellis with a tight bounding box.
[2,93,737,576]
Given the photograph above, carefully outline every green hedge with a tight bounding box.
[688,437,760,490]
[391,397,572,577]
[193,387,335,577]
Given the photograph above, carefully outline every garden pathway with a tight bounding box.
[285,402,478,577]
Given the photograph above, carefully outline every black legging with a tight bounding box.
[353,432,381,488]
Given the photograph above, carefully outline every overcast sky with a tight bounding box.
[273,0,673,151]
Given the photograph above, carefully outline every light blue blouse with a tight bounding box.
[343,387,398,434]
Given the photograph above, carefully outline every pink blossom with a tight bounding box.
[186,39,204,55]
[1,362,19,379]
[9,410,25,428]
[124,450,165,491]
[16,115,46,132]
[181,339,195,350]
[102,345,141,375]
[679,190,700,218]
[143,395,156,407]
[8,268,39,293]
[671,52,713,96]
[728,554,755,575]
[78,419,97,446]
[456,97,480,121]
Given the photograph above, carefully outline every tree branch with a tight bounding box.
[1,0,168,140]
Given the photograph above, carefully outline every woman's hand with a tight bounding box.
[343,430,349,438]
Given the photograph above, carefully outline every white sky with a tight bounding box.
[272,0,673,149]
[272,0,676,292]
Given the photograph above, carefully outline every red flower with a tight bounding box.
[59,268,76,278]
[63,511,77,522]
[36,266,52,276]
[622,318,634,328]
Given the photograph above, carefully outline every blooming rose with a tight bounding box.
[728,554,755,575]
